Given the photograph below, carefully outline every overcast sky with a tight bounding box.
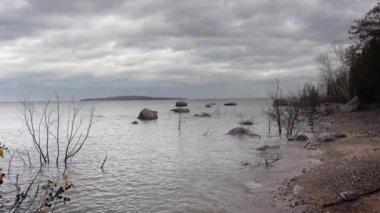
[0,0,376,100]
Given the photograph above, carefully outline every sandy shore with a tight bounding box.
[263,109,380,212]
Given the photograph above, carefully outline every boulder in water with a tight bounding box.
[227,127,260,137]
[131,121,138,124]
[224,102,237,106]
[175,101,188,107]
[137,108,158,120]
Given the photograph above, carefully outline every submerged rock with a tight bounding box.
[224,102,237,106]
[175,101,188,107]
[318,132,346,142]
[256,145,280,151]
[227,127,260,137]
[137,108,158,120]
[194,112,211,117]
[239,120,253,126]
[131,121,138,124]
[171,108,190,113]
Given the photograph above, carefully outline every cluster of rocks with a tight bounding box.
[171,101,190,113]
[135,102,266,141]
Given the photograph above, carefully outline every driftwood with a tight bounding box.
[322,187,380,208]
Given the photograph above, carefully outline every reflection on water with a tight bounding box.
[0,99,275,212]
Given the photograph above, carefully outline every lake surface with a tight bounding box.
[0,98,280,213]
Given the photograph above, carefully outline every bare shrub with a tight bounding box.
[301,83,320,132]
[266,79,283,136]
[281,92,304,140]
[20,96,94,167]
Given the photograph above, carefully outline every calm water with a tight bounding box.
[0,98,278,213]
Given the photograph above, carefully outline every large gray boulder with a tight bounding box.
[318,132,346,142]
[227,127,260,137]
[171,108,190,113]
[137,108,158,120]
[175,101,188,107]
[341,96,360,112]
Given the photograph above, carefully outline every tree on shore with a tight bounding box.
[349,2,380,102]
[316,2,380,103]
[316,41,351,103]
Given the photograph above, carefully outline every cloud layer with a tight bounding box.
[0,0,376,100]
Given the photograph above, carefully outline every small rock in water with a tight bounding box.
[224,102,237,106]
[175,101,188,107]
[131,121,138,124]
[245,181,262,193]
[239,120,253,126]
[256,145,280,151]
[194,112,211,117]
[241,161,252,167]
[171,108,190,113]
[227,127,260,137]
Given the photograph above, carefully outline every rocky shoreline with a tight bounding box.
[267,109,380,212]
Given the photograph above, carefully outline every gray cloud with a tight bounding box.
[0,0,376,100]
